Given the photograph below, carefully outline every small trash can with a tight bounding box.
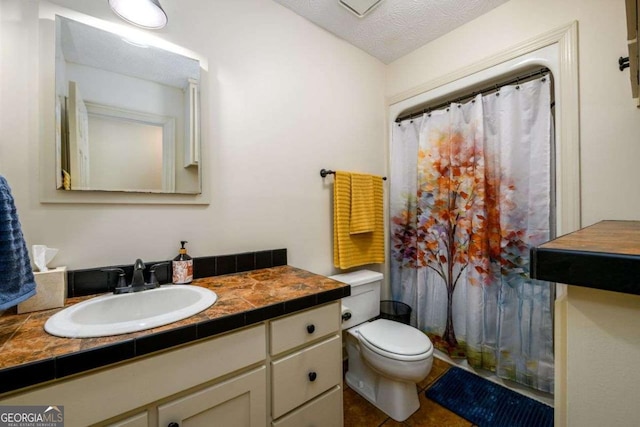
[379,300,412,325]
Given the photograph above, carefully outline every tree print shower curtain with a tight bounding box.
[390,77,554,393]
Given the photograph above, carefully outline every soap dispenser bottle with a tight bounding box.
[172,241,193,284]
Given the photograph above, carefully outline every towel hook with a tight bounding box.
[619,56,630,71]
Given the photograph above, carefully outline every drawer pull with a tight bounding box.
[168,423,179,427]
[308,371,317,382]
[306,324,316,334]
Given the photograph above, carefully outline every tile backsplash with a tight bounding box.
[67,249,287,297]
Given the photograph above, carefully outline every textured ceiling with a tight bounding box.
[272,0,510,64]
[58,16,200,88]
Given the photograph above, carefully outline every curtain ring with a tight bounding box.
[516,77,520,90]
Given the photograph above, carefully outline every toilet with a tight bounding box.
[329,270,433,422]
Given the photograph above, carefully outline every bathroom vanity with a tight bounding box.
[0,266,348,427]
[531,220,640,295]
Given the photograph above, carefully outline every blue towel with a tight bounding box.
[0,176,36,310]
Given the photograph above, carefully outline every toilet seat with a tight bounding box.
[358,319,432,362]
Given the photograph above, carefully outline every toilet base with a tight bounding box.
[345,331,422,422]
[344,323,432,422]
[345,369,420,422]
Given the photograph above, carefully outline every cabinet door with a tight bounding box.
[158,366,266,427]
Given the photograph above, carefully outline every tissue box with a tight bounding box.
[18,266,67,314]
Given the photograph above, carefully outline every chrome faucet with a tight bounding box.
[102,259,168,294]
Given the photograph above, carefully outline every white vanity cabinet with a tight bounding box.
[269,302,344,426]
[0,325,266,427]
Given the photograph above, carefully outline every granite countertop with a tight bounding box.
[0,266,350,395]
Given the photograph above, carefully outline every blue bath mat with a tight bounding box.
[425,367,553,427]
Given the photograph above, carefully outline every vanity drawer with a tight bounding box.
[270,302,340,355]
[106,411,148,427]
[271,334,342,419]
[272,385,343,427]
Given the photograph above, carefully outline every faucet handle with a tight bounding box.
[101,268,127,289]
[149,262,170,286]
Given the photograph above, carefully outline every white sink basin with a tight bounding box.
[44,285,217,338]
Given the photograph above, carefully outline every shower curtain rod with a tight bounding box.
[395,67,550,123]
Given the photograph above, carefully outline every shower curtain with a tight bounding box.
[390,77,554,393]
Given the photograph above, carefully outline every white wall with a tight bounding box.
[386,1,640,426]
[88,116,163,191]
[564,287,640,426]
[65,63,185,118]
[0,0,386,275]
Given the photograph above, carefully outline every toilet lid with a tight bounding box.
[358,319,432,356]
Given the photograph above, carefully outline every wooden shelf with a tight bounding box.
[531,220,640,295]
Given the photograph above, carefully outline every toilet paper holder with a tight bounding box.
[341,306,352,322]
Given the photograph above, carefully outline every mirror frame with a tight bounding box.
[38,5,210,205]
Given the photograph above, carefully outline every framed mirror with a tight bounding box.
[55,15,202,194]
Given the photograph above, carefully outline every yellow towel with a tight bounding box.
[333,171,385,269]
[62,170,71,190]
[350,173,375,234]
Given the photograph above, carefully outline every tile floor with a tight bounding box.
[343,357,477,427]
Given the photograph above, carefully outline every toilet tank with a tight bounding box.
[329,270,383,330]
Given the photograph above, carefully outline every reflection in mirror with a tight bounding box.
[55,15,201,194]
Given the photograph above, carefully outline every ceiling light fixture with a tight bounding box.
[108,0,168,29]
